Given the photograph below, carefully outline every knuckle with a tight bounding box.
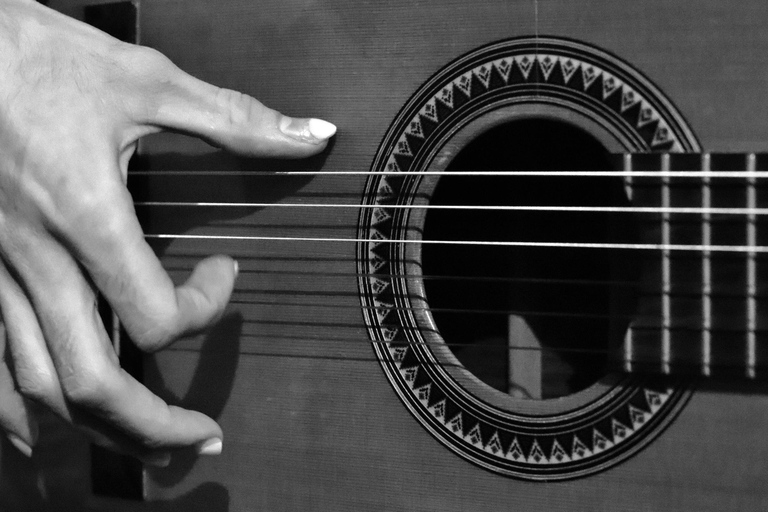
[0,144,121,243]
[35,164,124,234]
[216,87,247,126]
[59,367,111,409]
[60,186,130,240]
[132,320,178,353]
[215,87,264,129]
[122,45,176,78]
[16,369,58,404]
[115,45,177,122]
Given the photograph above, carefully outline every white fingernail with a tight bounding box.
[280,117,336,144]
[197,437,222,456]
[8,434,32,458]
[307,118,337,141]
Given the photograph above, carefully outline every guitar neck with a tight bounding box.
[621,152,768,379]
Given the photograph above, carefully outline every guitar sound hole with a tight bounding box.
[422,119,642,399]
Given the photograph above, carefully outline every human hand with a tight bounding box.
[0,0,335,466]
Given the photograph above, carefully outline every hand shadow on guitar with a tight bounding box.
[143,311,243,490]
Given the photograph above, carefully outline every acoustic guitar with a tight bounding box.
[3,0,768,510]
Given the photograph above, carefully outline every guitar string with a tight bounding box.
[160,246,747,286]
[165,343,715,372]
[165,267,645,290]
[144,233,768,254]
[142,243,760,360]
[145,215,765,330]
[161,347,757,378]
[129,158,766,364]
[156,253,768,302]
[183,266,764,301]
[169,275,758,323]
[154,262,765,334]
[141,281,763,364]
[219,268,644,288]
[168,330,766,375]
[179,331,639,355]
[135,202,768,216]
[129,169,768,177]
[226,298,760,331]
[155,237,768,361]
[227,297,639,322]
[167,311,755,360]
[179,319,630,355]
[165,323,760,366]
[224,290,763,322]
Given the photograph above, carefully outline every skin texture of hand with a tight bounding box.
[0,0,335,465]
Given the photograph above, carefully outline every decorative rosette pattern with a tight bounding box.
[358,37,696,480]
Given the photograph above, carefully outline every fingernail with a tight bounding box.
[307,118,337,141]
[280,117,337,144]
[233,259,239,277]
[142,452,172,468]
[197,437,222,456]
[7,434,32,458]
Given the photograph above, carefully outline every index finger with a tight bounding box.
[125,46,336,158]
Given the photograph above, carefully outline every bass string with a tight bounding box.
[157,263,765,341]
[157,251,759,278]
[128,169,768,177]
[131,162,765,359]
[162,327,760,365]
[112,253,762,357]
[188,330,619,354]
[219,269,737,290]
[225,296,765,328]
[159,347,763,376]
[228,297,639,321]
[156,265,759,298]
[151,266,764,357]
[143,233,768,254]
[199,269,643,288]
[178,328,619,354]
[135,201,768,216]
[161,345,614,367]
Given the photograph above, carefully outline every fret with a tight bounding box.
[747,153,757,378]
[623,153,665,374]
[661,154,672,374]
[667,153,704,375]
[754,154,768,378]
[709,154,749,377]
[617,152,765,378]
[623,153,634,373]
[701,154,712,376]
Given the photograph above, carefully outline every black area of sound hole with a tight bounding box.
[422,119,641,399]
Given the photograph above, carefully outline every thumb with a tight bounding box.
[133,50,336,158]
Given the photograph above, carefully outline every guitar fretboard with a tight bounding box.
[621,153,768,379]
